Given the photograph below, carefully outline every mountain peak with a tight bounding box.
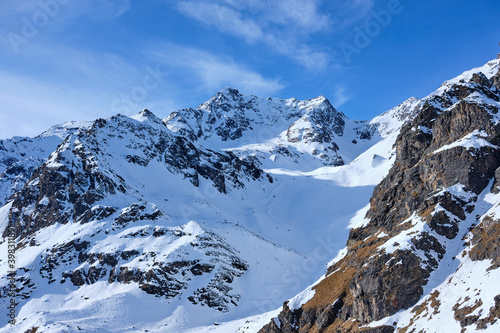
[130,108,165,127]
[439,57,499,88]
[219,86,241,96]
[300,95,336,111]
[423,57,500,111]
[209,86,244,104]
[3,56,500,333]
[37,121,93,140]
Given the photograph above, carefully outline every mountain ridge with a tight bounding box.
[259,57,500,333]
[0,57,499,333]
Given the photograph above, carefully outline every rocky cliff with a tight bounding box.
[260,58,500,332]
[164,87,393,170]
[2,90,393,332]
[1,58,500,333]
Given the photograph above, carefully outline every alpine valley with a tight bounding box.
[1,56,500,333]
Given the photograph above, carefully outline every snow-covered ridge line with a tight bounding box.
[0,87,413,332]
[2,56,499,333]
[163,86,419,171]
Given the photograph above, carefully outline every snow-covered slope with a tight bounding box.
[3,57,499,333]
[0,121,92,207]
[257,57,500,333]
[164,87,410,170]
[0,94,414,332]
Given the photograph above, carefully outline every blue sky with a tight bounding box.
[1,0,499,139]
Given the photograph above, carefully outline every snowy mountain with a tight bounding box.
[259,57,500,332]
[0,56,499,333]
[164,87,407,170]
[0,122,92,207]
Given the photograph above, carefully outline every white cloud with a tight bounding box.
[0,0,131,34]
[148,43,285,96]
[115,0,132,17]
[215,0,331,32]
[0,0,133,53]
[327,0,376,29]
[260,0,330,32]
[174,0,381,70]
[177,2,263,43]
[332,85,352,107]
[175,0,331,70]
[262,35,329,71]
[0,39,283,139]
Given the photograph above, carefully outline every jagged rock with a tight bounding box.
[0,122,89,206]
[2,58,500,333]
[469,215,500,270]
[491,62,500,89]
[114,203,163,227]
[349,250,430,323]
[347,72,500,322]
[262,57,500,332]
[32,219,250,313]
[4,112,270,239]
[475,295,500,329]
[362,327,395,333]
[164,88,358,168]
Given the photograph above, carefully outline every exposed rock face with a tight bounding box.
[164,88,346,144]
[164,88,356,167]
[4,111,269,239]
[0,110,267,314]
[260,59,500,332]
[2,58,500,333]
[37,221,248,311]
[0,122,88,206]
[163,88,421,171]
[469,214,500,270]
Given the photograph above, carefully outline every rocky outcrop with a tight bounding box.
[469,214,500,270]
[260,59,500,332]
[2,58,500,333]
[4,112,270,239]
[0,122,91,207]
[164,88,354,167]
[164,88,347,144]
[37,222,248,312]
[0,110,268,316]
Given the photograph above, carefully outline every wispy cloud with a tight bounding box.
[0,43,152,139]
[0,1,379,139]
[0,0,132,54]
[148,43,285,97]
[115,0,132,17]
[0,0,132,19]
[0,37,284,139]
[259,0,330,33]
[332,85,352,107]
[321,0,376,31]
[176,2,264,43]
[175,0,331,70]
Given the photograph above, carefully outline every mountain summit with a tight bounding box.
[260,57,500,333]
[164,87,411,170]
[1,57,500,333]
